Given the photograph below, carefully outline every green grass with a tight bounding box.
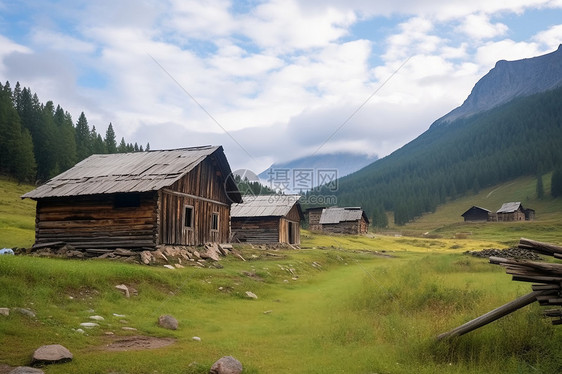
[1,247,562,373]
[2,177,562,373]
[0,177,35,248]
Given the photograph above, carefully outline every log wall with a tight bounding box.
[159,157,231,246]
[322,218,368,235]
[34,192,158,250]
[231,217,280,243]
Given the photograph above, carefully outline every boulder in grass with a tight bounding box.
[158,314,178,330]
[210,356,243,374]
[31,344,73,365]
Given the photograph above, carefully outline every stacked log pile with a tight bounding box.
[438,238,562,340]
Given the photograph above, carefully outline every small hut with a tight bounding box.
[461,206,491,222]
[318,207,369,235]
[22,146,241,250]
[306,206,325,231]
[230,195,303,245]
[496,202,526,222]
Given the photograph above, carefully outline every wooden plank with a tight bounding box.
[437,291,544,340]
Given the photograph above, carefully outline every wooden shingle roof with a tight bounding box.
[319,207,369,224]
[22,145,241,202]
[497,202,523,214]
[231,195,302,218]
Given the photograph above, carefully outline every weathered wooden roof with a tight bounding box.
[497,202,523,214]
[461,206,491,216]
[319,207,369,224]
[22,145,241,202]
[231,195,302,218]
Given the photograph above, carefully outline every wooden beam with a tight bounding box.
[437,290,544,340]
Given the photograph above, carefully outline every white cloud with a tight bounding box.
[456,14,508,40]
[30,29,95,53]
[475,40,543,68]
[533,24,562,49]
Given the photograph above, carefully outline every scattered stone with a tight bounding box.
[466,247,542,260]
[104,331,114,335]
[122,326,137,331]
[89,315,105,321]
[163,264,175,270]
[210,356,243,374]
[174,263,185,269]
[115,284,130,298]
[13,308,35,318]
[0,308,9,316]
[140,251,153,265]
[113,313,126,318]
[158,314,178,330]
[263,310,272,314]
[192,336,201,341]
[245,291,258,299]
[114,248,136,256]
[80,322,99,328]
[31,344,73,366]
[75,329,85,334]
[8,366,45,374]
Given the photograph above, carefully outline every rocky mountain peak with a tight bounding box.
[435,44,562,125]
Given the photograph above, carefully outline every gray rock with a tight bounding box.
[158,314,178,330]
[115,284,130,298]
[209,356,243,374]
[31,344,73,365]
[0,308,9,316]
[9,367,45,374]
[13,308,35,318]
[245,291,258,299]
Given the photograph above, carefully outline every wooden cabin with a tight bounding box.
[318,207,369,235]
[461,206,491,222]
[230,195,303,245]
[306,206,325,231]
[22,146,242,250]
[496,202,526,222]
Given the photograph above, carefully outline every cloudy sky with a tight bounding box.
[1,1,561,172]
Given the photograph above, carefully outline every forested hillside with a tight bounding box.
[309,86,562,226]
[0,81,147,183]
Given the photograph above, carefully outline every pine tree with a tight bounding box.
[118,137,127,153]
[552,169,562,198]
[104,123,117,153]
[536,173,544,200]
[75,112,91,161]
[145,142,150,151]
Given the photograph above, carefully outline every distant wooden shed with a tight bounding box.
[306,206,325,231]
[22,146,241,250]
[461,206,491,222]
[231,195,303,245]
[319,207,369,235]
[496,202,526,222]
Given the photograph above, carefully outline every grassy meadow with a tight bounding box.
[1,176,562,373]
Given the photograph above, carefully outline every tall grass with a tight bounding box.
[2,250,561,373]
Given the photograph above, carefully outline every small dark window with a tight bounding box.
[185,206,194,228]
[114,193,141,208]
[211,212,219,231]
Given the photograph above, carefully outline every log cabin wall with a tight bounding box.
[34,192,158,250]
[159,157,231,246]
[322,220,361,235]
[359,217,369,234]
[307,209,323,231]
[231,217,280,243]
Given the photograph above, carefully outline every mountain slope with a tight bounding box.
[436,44,562,124]
[314,47,562,226]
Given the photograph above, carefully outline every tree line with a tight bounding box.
[0,81,148,183]
[305,86,562,227]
